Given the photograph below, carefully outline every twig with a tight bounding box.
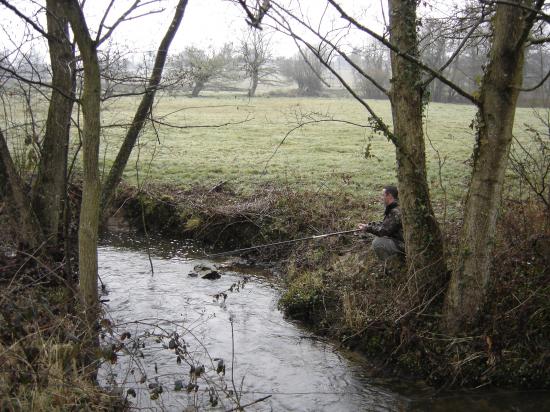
[230,318,241,408]
[134,136,154,276]
[225,395,272,412]
[263,118,372,173]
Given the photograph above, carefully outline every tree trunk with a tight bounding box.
[31,0,75,244]
[191,80,205,97]
[248,71,259,97]
[388,0,447,300]
[101,0,189,217]
[63,0,101,325]
[0,129,44,249]
[444,0,541,331]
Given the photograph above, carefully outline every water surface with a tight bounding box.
[97,233,550,411]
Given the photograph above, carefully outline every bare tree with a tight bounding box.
[60,0,102,326]
[239,28,277,96]
[31,0,76,245]
[351,43,390,100]
[387,0,448,297]
[101,0,189,217]
[171,44,235,97]
[0,0,175,329]
[98,42,132,99]
[445,0,546,331]
[279,51,327,96]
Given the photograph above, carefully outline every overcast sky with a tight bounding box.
[1,0,463,60]
[109,0,254,54]
[1,0,390,59]
[99,0,379,57]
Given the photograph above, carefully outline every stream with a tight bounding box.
[97,233,550,411]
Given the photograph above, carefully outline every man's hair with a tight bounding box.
[383,185,398,200]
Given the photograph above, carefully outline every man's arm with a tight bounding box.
[358,221,380,233]
[364,210,401,237]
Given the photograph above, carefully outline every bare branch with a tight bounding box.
[324,0,479,105]
[150,115,253,130]
[236,0,272,29]
[480,0,550,23]
[0,0,55,41]
[520,65,550,91]
[96,0,165,46]
[516,0,546,49]
[95,0,116,42]
[421,8,487,88]
[0,63,76,101]
[528,35,550,45]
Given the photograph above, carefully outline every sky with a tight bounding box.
[0,0,465,62]
[0,0,389,60]
[106,0,255,54]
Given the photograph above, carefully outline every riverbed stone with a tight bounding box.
[201,270,221,280]
[192,264,221,280]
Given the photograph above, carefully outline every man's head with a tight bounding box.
[382,185,398,206]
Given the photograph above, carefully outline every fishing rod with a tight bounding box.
[206,228,363,258]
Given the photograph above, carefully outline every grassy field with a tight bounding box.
[3,93,541,211]
[99,95,542,210]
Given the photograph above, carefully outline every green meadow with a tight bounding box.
[99,95,541,211]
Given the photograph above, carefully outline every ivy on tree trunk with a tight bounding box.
[388,0,447,302]
[444,0,543,332]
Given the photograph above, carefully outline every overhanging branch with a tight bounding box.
[325,0,479,105]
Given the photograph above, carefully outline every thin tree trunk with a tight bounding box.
[388,0,447,299]
[100,0,189,216]
[0,129,44,249]
[191,80,205,97]
[248,71,258,97]
[444,0,541,331]
[32,0,75,244]
[63,0,101,326]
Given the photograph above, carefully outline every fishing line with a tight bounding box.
[205,228,364,258]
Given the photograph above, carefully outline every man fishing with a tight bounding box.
[208,185,405,259]
[357,185,405,261]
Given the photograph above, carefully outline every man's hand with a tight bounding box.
[357,222,372,231]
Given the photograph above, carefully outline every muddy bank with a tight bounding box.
[111,184,550,390]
